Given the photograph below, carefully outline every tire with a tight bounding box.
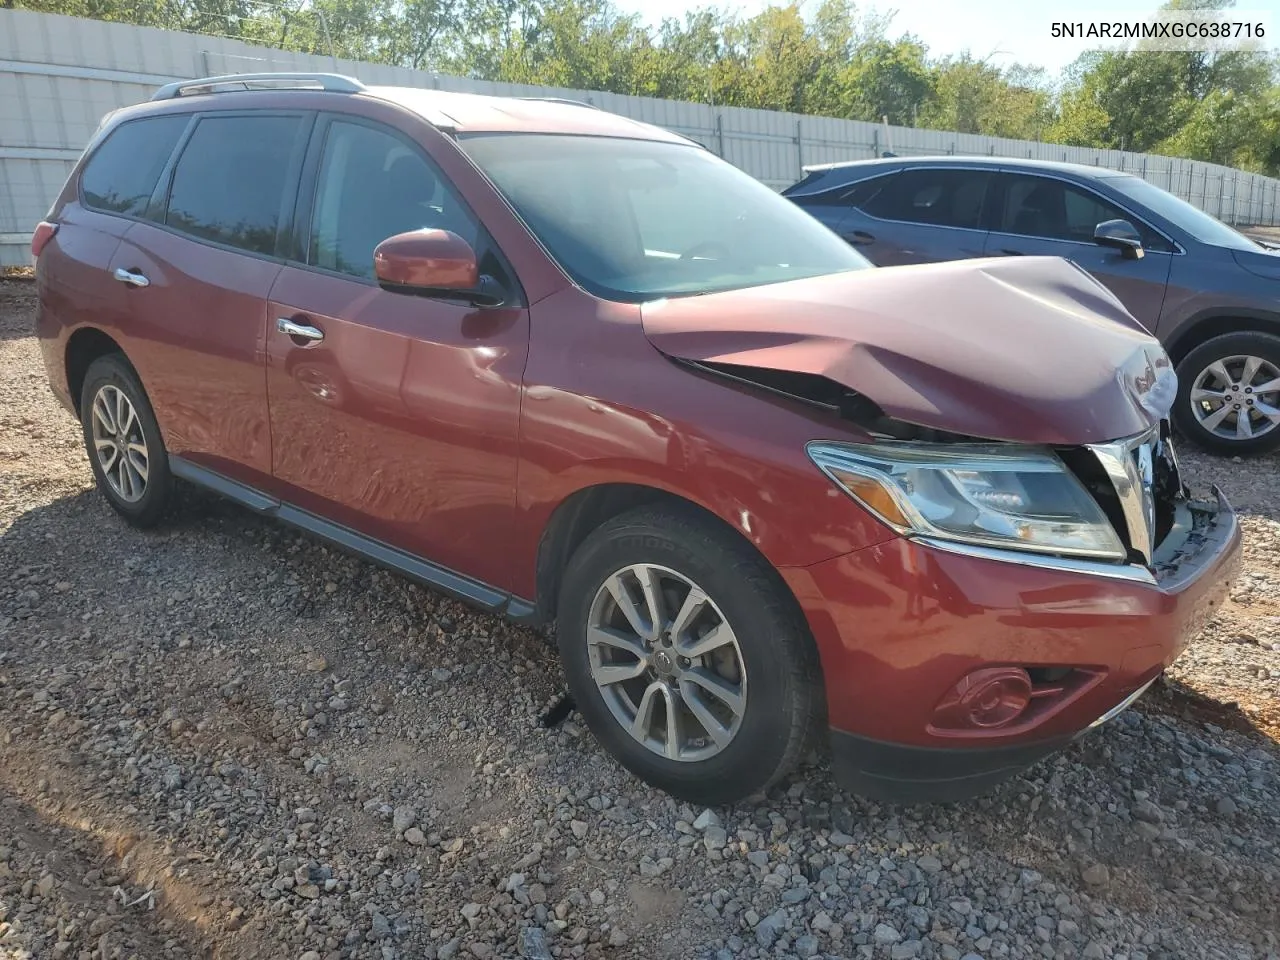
[556,504,823,805]
[1173,332,1280,456]
[79,354,174,527]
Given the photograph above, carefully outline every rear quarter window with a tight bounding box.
[80,115,189,217]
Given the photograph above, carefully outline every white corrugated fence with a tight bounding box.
[3,8,1280,264]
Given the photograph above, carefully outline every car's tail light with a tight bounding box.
[31,221,58,259]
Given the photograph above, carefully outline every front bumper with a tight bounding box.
[782,490,1241,802]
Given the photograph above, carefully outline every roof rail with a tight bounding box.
[517,96,599,111]
[151,72,365,101]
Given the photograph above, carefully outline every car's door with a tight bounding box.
[983,172,1175,332]
[784,173,896,242]
[108,111,312,488]
[841,167,993,266]
[265,114,529,591]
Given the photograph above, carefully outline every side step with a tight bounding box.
[168,456,538,620]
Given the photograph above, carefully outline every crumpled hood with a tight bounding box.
[642,256,1175,445]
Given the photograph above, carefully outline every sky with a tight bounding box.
[623,0,1260,80]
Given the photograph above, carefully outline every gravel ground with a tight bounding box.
[1,278,1277,960]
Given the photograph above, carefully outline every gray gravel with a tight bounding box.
[1,279,1278,960]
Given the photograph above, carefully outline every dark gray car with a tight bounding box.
[784,157,1280,455]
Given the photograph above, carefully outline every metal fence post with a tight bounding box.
[715,112,724,158]
[796,119,803,175]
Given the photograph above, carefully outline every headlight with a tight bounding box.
[808,441,1126,561]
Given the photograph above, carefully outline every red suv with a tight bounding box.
[34,73,1241,804]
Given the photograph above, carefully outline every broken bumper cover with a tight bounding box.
[783,490,1241,804]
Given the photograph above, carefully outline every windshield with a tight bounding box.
[459,133,871,301]
[1107,176,1262,252]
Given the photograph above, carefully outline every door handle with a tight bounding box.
[997,248,1025,256]
[277,317,324,343]
[843,230,875,245]
[112,267,150,287]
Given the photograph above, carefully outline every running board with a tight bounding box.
[168,456,538,620]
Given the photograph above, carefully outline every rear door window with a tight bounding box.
[164,115,306,256]
[80,116,188,217]
[861,168,991,230]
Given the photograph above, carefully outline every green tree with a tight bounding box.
[920,55,1052,139]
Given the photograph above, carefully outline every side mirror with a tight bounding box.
[1093,219,1144,260]
[374,230,502,306]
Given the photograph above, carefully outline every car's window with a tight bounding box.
[459,133,870,302]
[164,115,303,255]
[1107,175,1258,252]
[81,116,188,217]
[309,120,482,280]
[997,174,1173,252]
[842,174,897,211]
[860,168,991,229]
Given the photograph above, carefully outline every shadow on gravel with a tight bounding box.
[1148,675,1280,742]
[5,476,1278,944]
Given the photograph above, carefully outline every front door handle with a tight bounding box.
[997,248,1025,256]
[277,317,324,344]
[112,267,150,287]
[843,230,875,246]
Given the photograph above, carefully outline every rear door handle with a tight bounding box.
[277,317,324,343]
[843,230,875,246]
[112,267,150,287]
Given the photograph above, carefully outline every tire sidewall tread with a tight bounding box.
[79,354,172,528]
[1173,331,1280,456]
[556,504,823,806]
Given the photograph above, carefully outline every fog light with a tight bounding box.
[932,667,1033,731]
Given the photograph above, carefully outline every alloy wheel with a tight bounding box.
[1189,354,1280,441]
[91,384,150,502]
[586,563,747,762]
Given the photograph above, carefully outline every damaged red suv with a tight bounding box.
[35,73,1241,803]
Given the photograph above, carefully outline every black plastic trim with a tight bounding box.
[168,456,276,512]
[828,728,1069,803]
[169,456,537,617]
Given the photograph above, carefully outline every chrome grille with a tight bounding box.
[1085,425,1181,565]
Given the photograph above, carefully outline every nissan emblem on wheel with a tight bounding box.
[34,73,1241,804]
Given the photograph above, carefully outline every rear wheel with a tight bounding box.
[80,354,173,527]
[1173,332,1280,456]
[556,505,822,804]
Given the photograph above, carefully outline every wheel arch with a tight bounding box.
[529,482,809,630]
[65,327,128,416]
[1164,310,1280,367]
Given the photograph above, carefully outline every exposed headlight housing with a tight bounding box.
[808,441,1126,562]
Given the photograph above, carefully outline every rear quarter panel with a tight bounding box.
[35,204,137,410]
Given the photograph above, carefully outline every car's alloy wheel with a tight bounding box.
[90,383,150,502]
[79,354,174,527]
[1174,332,1280,456]
[587,563,747,762]
[557,505,822,805]
[1188,354,1280,442]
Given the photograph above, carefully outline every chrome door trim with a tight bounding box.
[276,317,324,341]
[112,267,150,287]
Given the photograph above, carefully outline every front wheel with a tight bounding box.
[1173,332,1280,456]
[556,505,823,804]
